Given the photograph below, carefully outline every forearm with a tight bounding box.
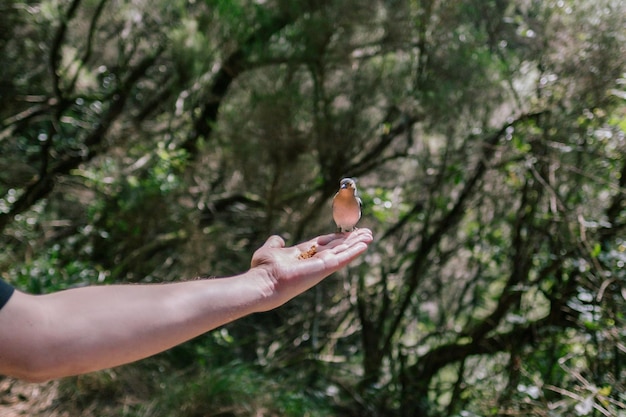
[0,271,268,382]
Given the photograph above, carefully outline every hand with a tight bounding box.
[250,228,373,311]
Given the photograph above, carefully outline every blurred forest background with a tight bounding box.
[1,0,625,416]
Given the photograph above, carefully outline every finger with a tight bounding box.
[311,229,373,251]
[352,228,373,244]
[295,233,342,252]
[264,235,286,249]
[336,228,373,248]
[315,230,372,259]
[330,230,372,254]
[316,241,370,270]
[316,233,343,246]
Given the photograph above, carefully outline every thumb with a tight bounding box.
[251,235,285,268]
[264,235,286,249]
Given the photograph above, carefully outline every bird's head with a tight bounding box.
[339,177,357,191]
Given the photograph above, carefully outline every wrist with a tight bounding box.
[237,267,278,313]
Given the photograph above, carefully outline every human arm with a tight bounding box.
[0,229,372,382]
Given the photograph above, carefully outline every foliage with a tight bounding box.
[52,359,334,417]
[1,0,626,416]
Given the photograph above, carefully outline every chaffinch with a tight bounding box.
[332,177,362,232]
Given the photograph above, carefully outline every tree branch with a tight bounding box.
[380,111,547,360]
[0,50,163,233]
[184,11,296,155]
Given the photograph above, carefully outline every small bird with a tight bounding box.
[332,177,362,232]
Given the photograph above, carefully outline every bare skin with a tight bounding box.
[0,229,372,382]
